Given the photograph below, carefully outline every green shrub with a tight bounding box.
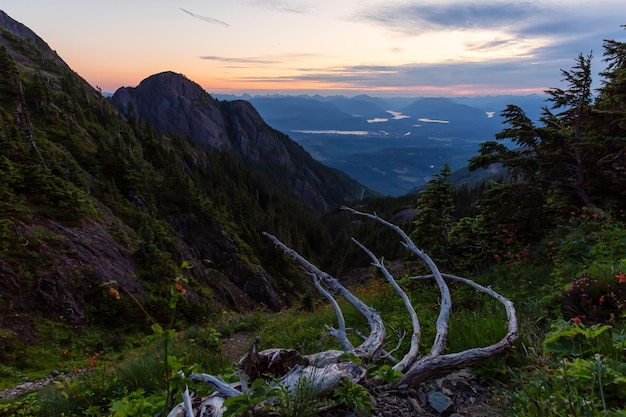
[511,320,626,416]
[558,269,626,323]
[333,379,372,417]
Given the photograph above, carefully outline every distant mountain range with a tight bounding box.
[211,93,546,195]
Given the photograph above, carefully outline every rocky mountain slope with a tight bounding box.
[0,10,364,360]
[111,72,372,212]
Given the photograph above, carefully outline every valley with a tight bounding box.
[3,7,626,417]
[290,132,479,195]
[215,94,547,195]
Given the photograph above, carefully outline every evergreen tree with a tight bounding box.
[540,52,598,210]
[0,45,20,106]
[469,49,624,222]
[411,164,455,263]
[593,29,626,213]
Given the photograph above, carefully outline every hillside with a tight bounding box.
[0,10,366,358]
[111,73,373,212]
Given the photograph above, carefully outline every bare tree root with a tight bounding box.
[167,207,518,416]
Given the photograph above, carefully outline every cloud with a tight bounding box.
[355,1,625,42]
[242,0,311,14]
[199,56,280,65]
[344,0,626,93]
[180,8,229,27]
[198,1,626,95]
[355,2,542,35]
[228,52,598,95]
[199,52,327,68]
[463,38,523,53]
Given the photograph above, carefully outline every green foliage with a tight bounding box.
[333,379,372,417]
[368,364,403,384]
[543,320,615,358]
[256,306,338,354]
[512,320,626,416]
[558,270,626,323]
[547,208,626,322]
[108,389,162,417]
[0,392,39,417]
[411,164,455,264]
[223,378,280,417]
[274,377,331,417]
[216,311,265,338]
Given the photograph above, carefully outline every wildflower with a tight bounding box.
[617,272,626,284]
[108,287,121,299]
[174,283,187,295]
[61,349,69,356]
[571,316,582,324]
[599,295,605,305]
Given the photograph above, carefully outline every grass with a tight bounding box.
[0,325,230,416]
[3,217,626,416]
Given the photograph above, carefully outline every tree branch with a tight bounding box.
[341,207,452,357]
[395,273,518,387]
[309,272,354,351]
[263,232,386,360]
[350,237,420,372]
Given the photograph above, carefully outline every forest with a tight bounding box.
[1,15,626,417]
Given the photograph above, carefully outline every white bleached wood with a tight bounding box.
[341,206,452,357]
[190,373,241,397]
[350,237,420,373]
[309,273,354,351]
[170,209,518,416]
[263,232,386,360]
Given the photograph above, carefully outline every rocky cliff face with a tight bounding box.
[111,72,368,212]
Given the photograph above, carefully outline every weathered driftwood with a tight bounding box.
[168,207,518,416]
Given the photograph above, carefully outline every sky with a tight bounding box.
[2,0,625,97]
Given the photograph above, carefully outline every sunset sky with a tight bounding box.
[2,1,625,97]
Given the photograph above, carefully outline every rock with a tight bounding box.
[428,391,453,414]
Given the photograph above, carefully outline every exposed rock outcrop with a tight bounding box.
[111,71,369,212]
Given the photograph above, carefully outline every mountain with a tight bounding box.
[237,94,507,195]
[327,96,386,118]
[248,96,366,131]
[452,94,546,122]
[0,10,366,361]
[396,97,503,140]
[111,73,371,212]
[0,10,68,70]
[400,97,489,122]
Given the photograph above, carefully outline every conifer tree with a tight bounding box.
[411,164,455,263]
[594,29,626,210]
[540,52,597,209]
[0,45,19,106]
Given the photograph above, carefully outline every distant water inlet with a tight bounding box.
[292,130,371,135]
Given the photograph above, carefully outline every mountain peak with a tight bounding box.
[0,9,69,70]
[111,72,368,211]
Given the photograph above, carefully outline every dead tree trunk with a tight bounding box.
[168,207,518,416]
